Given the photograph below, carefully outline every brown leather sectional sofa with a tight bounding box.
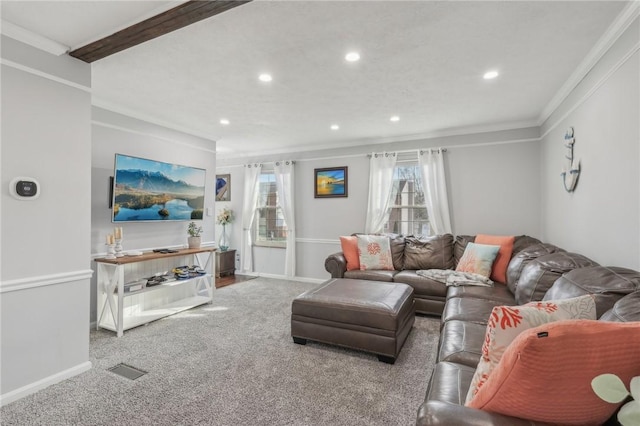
[325,234,640,425]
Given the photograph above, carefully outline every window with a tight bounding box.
[255,171,287,247]
[385,164,430,236]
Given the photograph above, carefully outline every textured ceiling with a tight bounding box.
[2,1,628,159]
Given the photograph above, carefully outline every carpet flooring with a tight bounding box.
[1,278,441,426]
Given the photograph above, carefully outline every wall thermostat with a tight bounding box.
[9,177,40,200]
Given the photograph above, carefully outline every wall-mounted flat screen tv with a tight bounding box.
[112,154,206,222]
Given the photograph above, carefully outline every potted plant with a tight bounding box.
[187,221,203,248]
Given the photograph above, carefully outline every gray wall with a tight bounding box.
[540,17,640,270]
[217,127,542,280]
[1,37,92,403]
[89,107,216,324]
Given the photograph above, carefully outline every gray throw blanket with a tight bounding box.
[416,269,494,287]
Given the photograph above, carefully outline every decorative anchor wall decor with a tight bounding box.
[561,127,580,192]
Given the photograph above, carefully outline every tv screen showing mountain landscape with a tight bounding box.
[112,154,206,222]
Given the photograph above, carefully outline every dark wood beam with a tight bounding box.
[69,1,252,63]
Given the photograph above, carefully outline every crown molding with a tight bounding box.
[538,1,640,125]
[1,20,69,56]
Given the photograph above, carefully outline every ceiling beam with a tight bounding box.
[69,0,252,63]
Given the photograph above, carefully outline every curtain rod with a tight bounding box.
[244,160,296,168]
[366,148,447,158]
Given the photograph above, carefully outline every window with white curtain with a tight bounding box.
[255,171,287,247]
[385,163,430,236]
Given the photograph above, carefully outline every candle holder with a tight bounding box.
[115,238,124,257]
[106,244,116,259]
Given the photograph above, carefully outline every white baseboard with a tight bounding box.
[0,361,92,407]
[252,272,325,284]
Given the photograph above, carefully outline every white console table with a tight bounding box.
[95,247,215,337]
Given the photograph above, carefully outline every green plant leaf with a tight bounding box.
[618,400,640,426]
[630,377,640,401]
[592,374,629,403]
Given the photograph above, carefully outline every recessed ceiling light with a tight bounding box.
[390,116,400,122]
[330,124,339,130]
[259,73,272,82]
[220,119,230,125]
[483,70,499,80]
[345,52,360,62]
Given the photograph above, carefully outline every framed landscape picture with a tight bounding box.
[216,174,231,201]
[314,166,348,198]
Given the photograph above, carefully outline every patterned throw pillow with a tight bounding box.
[465,294,597,404]
[357,235,394,271]
[455,243,501,278]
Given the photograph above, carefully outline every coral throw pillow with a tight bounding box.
[339,236,360,271]
[455,243,500,278]
[465,294,596,404]
[467,320,640,425]
[357,235,394,271]
[475,234,515,283]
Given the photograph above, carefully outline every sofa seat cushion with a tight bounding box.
[442,297,510,326]
[544,266,640,317]
[393,270,448,298]
[446,284,515,304]
[600,291,640,322]
[344,269,397,282]
[437,320,485,367]
[426,361,476,405]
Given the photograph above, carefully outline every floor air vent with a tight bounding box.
[107,363,148,380]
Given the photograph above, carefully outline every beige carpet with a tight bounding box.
[1,277,440,425]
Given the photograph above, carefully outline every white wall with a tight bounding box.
[218,127,542,280]
[89,107,216,323]
[1,37,92,404]
[540,17,640,269]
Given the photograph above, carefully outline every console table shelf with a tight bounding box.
[95,247,216,337]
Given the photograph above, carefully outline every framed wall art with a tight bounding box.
[216,174,231,201]
[314,166,348,198]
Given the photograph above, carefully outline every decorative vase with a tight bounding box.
[218,223,230,251]
[188,236,201,249]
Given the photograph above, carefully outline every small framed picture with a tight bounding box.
[216,174,230,202]
[314,166,348,198]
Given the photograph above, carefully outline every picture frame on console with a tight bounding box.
[314,166,348,198]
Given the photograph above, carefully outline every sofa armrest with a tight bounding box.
[325,252,348,278]
[416,400,553,426]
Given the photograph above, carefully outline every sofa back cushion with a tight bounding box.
[515,252,599,304]
[544,266,640,317]
[506,243,565,295]
[466,320,640,425]
[511,235,542,258]
[600,291,640,322]
[403,234,454,270]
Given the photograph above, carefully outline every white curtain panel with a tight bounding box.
[274,160,296,277]
[241,164,261,273]
[365,152,397,234]
[419,149,452,235]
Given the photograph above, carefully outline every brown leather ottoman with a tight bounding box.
[291,278,415,364]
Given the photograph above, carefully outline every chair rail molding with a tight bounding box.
[0,269,94,293]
